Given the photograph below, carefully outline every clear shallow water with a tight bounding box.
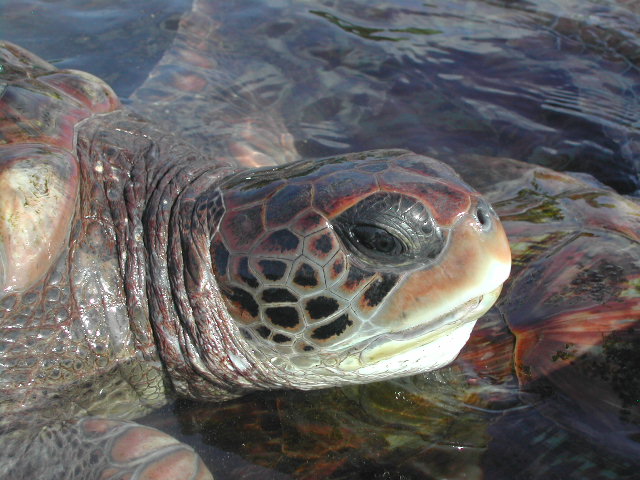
[2,1,640,479]
[0,0,191,96]
[3,0,639,192]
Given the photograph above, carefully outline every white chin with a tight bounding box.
[339,320,477,380]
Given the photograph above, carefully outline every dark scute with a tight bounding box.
[358,162,389,173]
[303,345,314,351]
[397,155,460,185]
[294,212,324,233]
[212,242,229,276]
[222,286,259,318]
[238,257,260,288]
[363,273,400,307]
[222,170,285,202]
[273,334,292,344]
[258,259,287,281]
[263,229,300,253]
[224,204,264,250]
[331,256,344,276]
[266,306,300,328]
[306,296,339,320]
[266,184,312,226]
[293,263,318,287]
[313,233,333,254]
[205,190,222,209]
[207,204,224,231]
[256,326,271,339]
[262,288,298,303]
[344,264,373,290]
[315,170,377,215]
[311,314,353,340]
[202,188,225,230]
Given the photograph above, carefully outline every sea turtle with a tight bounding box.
[2,1,639,479]
[0,36,511,480]
[151,154,640,479]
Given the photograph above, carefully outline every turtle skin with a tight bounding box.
[0,42,212,480]
[0,40,510,479]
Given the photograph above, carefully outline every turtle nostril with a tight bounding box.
[474,201,493,230]
[477,207,488,226]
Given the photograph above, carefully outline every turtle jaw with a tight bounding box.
[357,201,511,333]
[337,285,503,376]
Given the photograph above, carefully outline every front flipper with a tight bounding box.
[0,41,120,293]
[0,145,78,292]
[6,418,213,480]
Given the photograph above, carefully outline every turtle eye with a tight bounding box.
[333,192,446,268]
[351,225,403,256]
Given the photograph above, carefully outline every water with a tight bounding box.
[2,0,640,479]
[0,0,191,96]
[3,0,639,192]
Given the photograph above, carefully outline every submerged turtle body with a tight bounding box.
[0,41,510,479]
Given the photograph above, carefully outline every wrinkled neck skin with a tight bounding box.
[79,110,277,401]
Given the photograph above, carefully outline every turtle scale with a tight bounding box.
[265,183,313,229]
[212,149,509,356]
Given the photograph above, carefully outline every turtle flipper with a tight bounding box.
[0,145,79,292]
[80,418,213,480]
[0,41,120,292]
[130,7,299,168]
[6,418,213,480]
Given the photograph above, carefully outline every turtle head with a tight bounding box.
[211,149,510,389]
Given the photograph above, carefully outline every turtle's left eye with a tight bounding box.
[351,225,404,256]
[332,192,446,268]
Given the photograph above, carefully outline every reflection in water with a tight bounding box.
[0,0,192,96]
[4,0,637,190]
[284,0,640,194]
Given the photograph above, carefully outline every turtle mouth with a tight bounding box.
[337,285,502,371]
[386,294,484,341]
